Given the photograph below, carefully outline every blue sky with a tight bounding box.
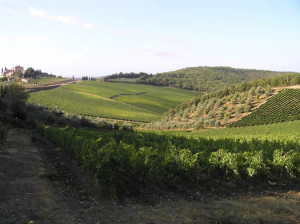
[0,0,299,77]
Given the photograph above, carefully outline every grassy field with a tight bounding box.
[28,88,160,122]
[62,81,200,114]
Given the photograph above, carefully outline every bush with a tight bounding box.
[235,106,243,116]
[10,101,27,120]
[244,104,251,113]
[3,84,29,120]
[121,122,133,132]
[256,86,264,95]
[265,90,271,97]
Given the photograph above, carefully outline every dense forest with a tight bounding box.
[103,66,298,92]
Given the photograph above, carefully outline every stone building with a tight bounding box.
[1,65,24,77]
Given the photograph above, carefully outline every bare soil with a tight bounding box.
[0,128,299,224]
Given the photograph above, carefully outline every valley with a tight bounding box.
[0,67,299,224]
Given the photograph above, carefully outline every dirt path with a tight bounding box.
[0,129,299,224]
[26,80,82,93]
[0,129,72,224]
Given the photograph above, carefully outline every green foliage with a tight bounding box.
[104,66,297,92]
[24,67,42,79]
[1,83,29,119]
[147,73,300,130]
[170,120,300,142]
[166,73,300,117]
[121,122,133,132]
[273,149,300,178]
[42,121,300,197]
[231,89,300,127]
[235,106,243,116]
[6,83,28,102]
[149,70,300,130]
[244,104,251,113]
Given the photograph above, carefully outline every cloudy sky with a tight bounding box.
[0,0,300,77]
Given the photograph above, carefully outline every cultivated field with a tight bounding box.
[28,81,200,122]
[231,88,300,127]
[62,81,200,114]
[43,119,300,198]
[28,87,160,122]
[164,120,300,141]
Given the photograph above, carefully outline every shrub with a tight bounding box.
[121,122,133,132]
[235,106,243,116]
[244,104,251,113]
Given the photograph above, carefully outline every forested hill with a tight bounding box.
[103,66,297,92]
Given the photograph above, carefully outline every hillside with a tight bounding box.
[142,73,300,130]
[104,66,298,92]
[28,81,200,122]
[230,88,300,127]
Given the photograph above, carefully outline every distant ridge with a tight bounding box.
[104,66,298,92]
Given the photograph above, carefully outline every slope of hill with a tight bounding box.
[104,66,298,92]
[142,73,300,130]
[230,88,300,127]
[62,81,200,114]
[28,81,200,122]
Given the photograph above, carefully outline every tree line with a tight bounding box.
[102,67,298,92]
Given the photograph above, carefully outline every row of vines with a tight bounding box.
[42,125,300,197]
[231,89,300,127]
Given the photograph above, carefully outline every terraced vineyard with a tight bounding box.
[230,89,300,127]
[62,81,200,114]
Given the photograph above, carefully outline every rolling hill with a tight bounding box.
[142,73,300,130]
[28,81,200,122]
[104,66,299,92]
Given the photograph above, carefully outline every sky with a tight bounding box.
[0,0,300,77]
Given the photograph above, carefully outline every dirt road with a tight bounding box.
[0,129,299,224]
[0,129,73,223]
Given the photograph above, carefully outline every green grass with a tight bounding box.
[231,89,300,127]
[62,81,200,114]
[28,87,160,122]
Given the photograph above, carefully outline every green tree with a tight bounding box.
[24,67,37,79]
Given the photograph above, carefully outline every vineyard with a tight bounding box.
[230,89,300,127]
[41,123,300,197]
[62,81,200,114]
[167,120,300,141]
[28,88,160,122]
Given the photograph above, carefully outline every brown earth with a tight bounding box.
[0,128,299,224]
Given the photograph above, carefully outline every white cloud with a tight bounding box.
[28,7,96,29]
[28,7,119,33]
